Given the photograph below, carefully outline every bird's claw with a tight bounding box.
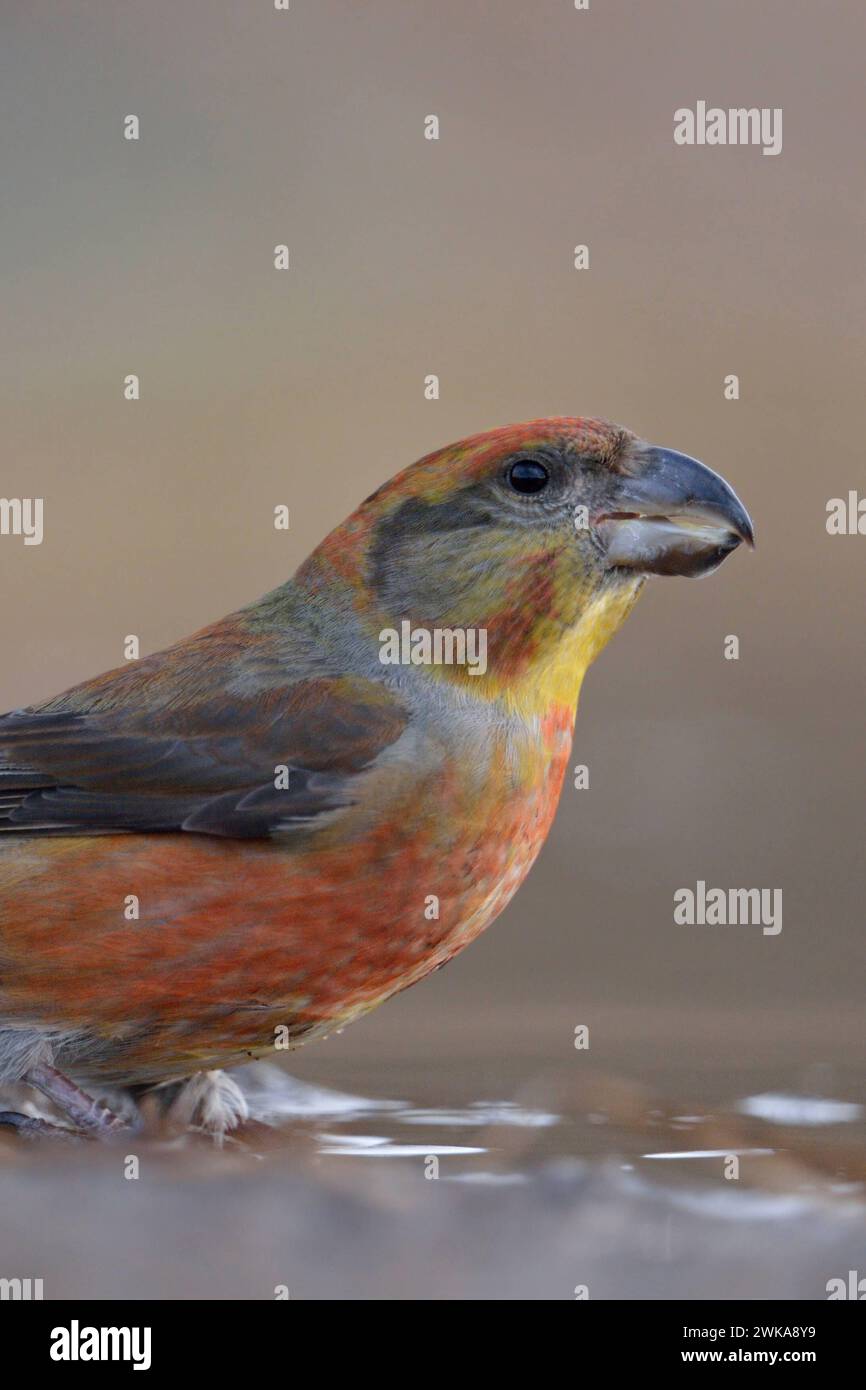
[0,1110,86,1142]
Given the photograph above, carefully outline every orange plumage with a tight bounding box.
[0,419,752,1131]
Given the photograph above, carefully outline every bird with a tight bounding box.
[0,417,753,1138]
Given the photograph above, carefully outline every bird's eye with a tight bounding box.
[508,459,550,495]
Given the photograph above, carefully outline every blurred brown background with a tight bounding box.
[1,0,863,1093]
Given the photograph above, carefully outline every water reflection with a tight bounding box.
[227,1065,866,1201]
[2,1061,866,1299]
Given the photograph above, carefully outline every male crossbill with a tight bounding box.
[0,418,752,1136]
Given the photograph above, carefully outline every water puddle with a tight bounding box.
[231,1065,866,1200]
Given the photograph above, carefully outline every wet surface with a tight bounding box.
[237,1059,866,1198]
[2,1024,865,1300]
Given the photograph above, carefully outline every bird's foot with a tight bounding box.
[0,1110,86,1142]
[22,1062,130,1137]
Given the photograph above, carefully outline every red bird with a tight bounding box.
[0,419,752,1137]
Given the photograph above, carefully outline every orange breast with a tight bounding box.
[0,709,574,1083]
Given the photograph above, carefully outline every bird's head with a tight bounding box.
[298,418,753,714]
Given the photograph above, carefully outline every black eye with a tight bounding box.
[508,459,550,495]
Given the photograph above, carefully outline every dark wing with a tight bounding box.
[0,676,408,840]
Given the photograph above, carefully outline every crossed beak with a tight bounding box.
[597,442,755,578]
